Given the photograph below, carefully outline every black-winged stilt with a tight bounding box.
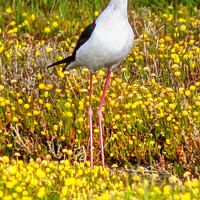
[47,0,134,169]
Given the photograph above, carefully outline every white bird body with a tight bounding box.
[47,0,134,169]
[66,0,134,72]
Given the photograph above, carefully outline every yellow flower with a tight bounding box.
[6,181,14,189]
[150,140,155,145]
[128,139,133,145]
[16,186,23,193]
[9,21,16,26]
[94,129,99,133]
[162,13,168,18]
[181,193,191,200]
[46,47,53,53]
[193,111,198,116]
[6,8,12,14]
[75,178,83,187]
[30,178,39,186]
[179,87,184,94]
[183,171,191,178]
[185,90,190,96]
[180,25,186,31]
[18,99,23,104]
[61,187,68,196]
[13,27,18,32]
[55,88,62,93]
[28,96,32,103]
[174,71,181,77]
[22,190,29,196]
[31,14,36,20]
[37,73,42,79]
[24,104,30,109]
[44,91,49,97]
[2,156,9,163]
[77,117,84,123]
[111,80,116,87]
[171,64,179,70]
[35,51,40,56]
[53,125,58,131]
[41,131,46,135]
[52,22,58,27]
[100,191,110,200]
[182,110,188,116]
[60,136,66,141]
[12,117,19,122]
[64,102,71,108]
[67,150,73,156]
[33,110,40,116]
[115,114,120,120]
[37,187,46,198]
[165,36,171,41]
[36,169,46,179]
[179,18,186,23]
[44,27,51,33]
[6,53,11,59]
[166,139,171,144]
[14,152,21,157]
[189,85,195,91]
[138,187,145,195]
[59,71,65,78]
[8,166,17,175]
[39,83,45,89]
[94,11,99,17]
[151,79,155,84]
[167,116,172,121]
[194,188,199,194]
[45,103,51,109]
[7,144,13,148]
[65,177,75,186]
[163,185,171,196]
[1,102,5,107]
[143,66,150,72]
[66,112,73,117]
[26,112,32,117]
[62,149,68,154]
[57,56,63,61]
[0,85,5,90]
[39,99,43,104]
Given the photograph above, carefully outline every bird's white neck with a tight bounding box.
[108,0,129,15]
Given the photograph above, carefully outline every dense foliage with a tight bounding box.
[0,0,200,199]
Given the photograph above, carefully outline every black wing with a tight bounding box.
[47,22,96,69]
[72,22,96,56]
[47,55,75,68]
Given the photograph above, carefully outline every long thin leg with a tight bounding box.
[97,71,111,169]
[88,71,94,168]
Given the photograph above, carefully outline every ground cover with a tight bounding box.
[0,0,200,199]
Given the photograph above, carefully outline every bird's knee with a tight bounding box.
[88,107,93,116]
[97,109,103,119]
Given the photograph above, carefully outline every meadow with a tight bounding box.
[0,0,200,199]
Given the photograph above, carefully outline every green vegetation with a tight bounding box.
[0,0,200,199]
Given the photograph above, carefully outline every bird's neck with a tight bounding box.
[109,0,129,16]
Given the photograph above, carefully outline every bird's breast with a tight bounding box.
[75,12,134,72]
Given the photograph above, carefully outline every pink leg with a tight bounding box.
[88,71,94,168]
[97,71,111,169]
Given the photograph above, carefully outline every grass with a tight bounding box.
[0,0,200,199]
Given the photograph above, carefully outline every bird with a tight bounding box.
[47,0,134,169]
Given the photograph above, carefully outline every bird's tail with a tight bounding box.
[47,55,75,69]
